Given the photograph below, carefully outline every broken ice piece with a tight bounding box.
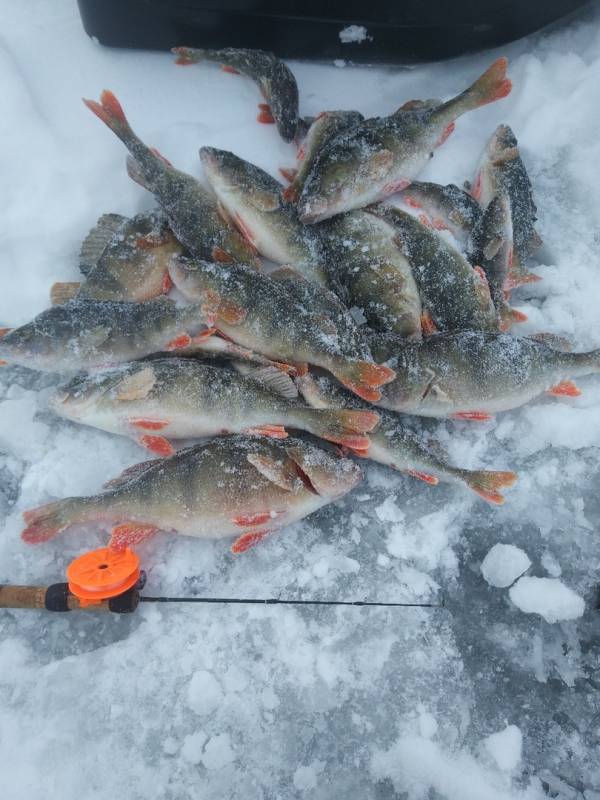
[483,724,523,771]
[508,577,584,623]
[480,543,531,588]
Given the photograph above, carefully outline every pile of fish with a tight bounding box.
[4,47,597,555]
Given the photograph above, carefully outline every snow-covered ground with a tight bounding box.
[1,1,600,797]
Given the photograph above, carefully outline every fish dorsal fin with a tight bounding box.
[233,362,298,399]
[247,452,298,492]
[102,458,159,491]
[79,213,127,276]
[111,366,157,401]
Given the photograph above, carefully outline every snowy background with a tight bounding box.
[1,1,600,797]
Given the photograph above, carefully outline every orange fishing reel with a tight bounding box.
[0,547,145,614]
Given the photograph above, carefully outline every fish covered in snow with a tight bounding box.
[200,147,329,285]
[281,110,365,203]
[297,58,512,223]
[321,209,422,338]
[21,435,361,553]
[83,90,258,265]
[296,372,517,504]
[50,358,380,456]
[367,330,600,419]
[470,124,542,269]
[397,181,483,248]
[173,46,299,142]
[167,257,395,401]
[473,193,528,330]
[51,210,183,305]
[370,206,498,334]
[0,298,208,373]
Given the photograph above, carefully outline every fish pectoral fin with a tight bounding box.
[218,298,247,325]
[249,187,281,212]
[0,327,13,337]
[190,328,217,344]
[547,380,581,397]
[279,167,297,183]
[483,235,504,260]
[138,434,175,457]
[129,418,169,431]
[233,511,283,527]
[109,522,160,551]
[245,425,288,439]
[78,325,112,354]
[451,411,493,421]
[247,453,298,492]
[420,311,438,337]
[257,103,275,124]
[232,362,298,399]
[270,266,306,282]
[212,246,235,263]
[112,366,157,401]
[135,231,170,249]
[406,469,439,486]
[231,529,273,554]
[165,333,193,350]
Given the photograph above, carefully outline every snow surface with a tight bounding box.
[509,577,585,623]
[481,543,532,588]
[484,724,523,772]
[2,1,600,798]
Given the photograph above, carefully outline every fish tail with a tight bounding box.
[301,408,380,449]
[50,281,81,305]
[332,359,396,402]
[438,58,512,120]
[498,302,527,330]
[21,498,89,544]
[172,46,205,66]
[83,90,135,144]
[83,91,160,182]
[459,469,517,505]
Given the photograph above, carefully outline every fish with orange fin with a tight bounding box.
[50,210,183,305]
[396,181,483,249]
[21,435,362,553]
[199,147,329,286]
[282,110,364,203]
[172,47,299,142]
[83,90,258,265]
[472,193,528,330]
[369,205,498,334]
[297,58,512,223]
[365,329,599,419]
[167,257,395,402]
[0,298,208,373]
[320,209,422,338]
[470,124,542,274]
[50,359,380,456]
[296,372,517,505]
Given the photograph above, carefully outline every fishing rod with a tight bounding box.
[0,547,444,615]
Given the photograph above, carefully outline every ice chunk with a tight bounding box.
[481,544,531,588]
[181,730,208,764]
[201,733,235,770]
[483,725,523,771]
[339,25,370,44]
[187,670,224,717]
[509,577,585,623]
